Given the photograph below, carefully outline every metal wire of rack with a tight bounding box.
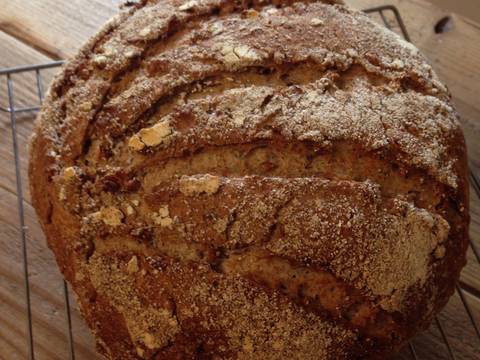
[0,5,479,360]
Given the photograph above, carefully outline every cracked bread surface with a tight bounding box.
[29,0,469,359]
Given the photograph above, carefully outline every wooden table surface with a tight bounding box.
[0,1,479,359]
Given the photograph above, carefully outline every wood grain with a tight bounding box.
[0,0,119,59]
[0,31,96,360]
[0,0,479,359]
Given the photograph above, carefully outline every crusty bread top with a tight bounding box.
[36,0,463,187]
[29,0,469,359]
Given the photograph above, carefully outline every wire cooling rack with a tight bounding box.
[1,5,479,360]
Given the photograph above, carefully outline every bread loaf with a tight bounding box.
[29,0,469,358]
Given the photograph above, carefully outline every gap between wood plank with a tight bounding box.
[0,181,30,204]
[462,16,480,31]
[0,26,61,61]
[459,279,480,300]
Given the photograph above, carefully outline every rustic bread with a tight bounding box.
[29,0,469,359]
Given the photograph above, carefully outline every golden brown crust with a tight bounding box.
[29,0,469,359]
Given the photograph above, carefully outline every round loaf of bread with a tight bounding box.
[29,0,469,359]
